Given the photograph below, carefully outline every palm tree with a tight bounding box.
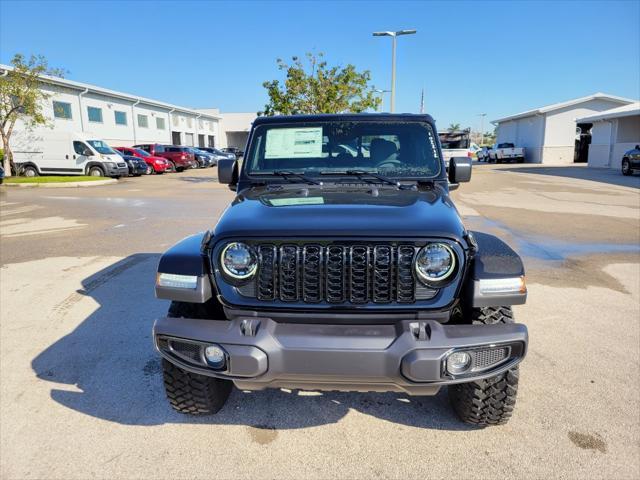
[448,123,461,133]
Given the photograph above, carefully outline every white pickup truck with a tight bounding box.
[438,130,471,169]
[488,143,525,163]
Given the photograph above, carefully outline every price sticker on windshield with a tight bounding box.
[265,127,323,159]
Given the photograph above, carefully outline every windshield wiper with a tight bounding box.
[254,171,322,186]
[322,170,413,189]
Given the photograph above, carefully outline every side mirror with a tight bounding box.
[83,149,93,156]
[448,156,472,186]
[218,158,238,186]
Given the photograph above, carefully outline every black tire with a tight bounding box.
[167,161,177,173]
[22,165,39,177]
[146,165,153,175]
[162,359,232,415]
[88,165,105,177]
[161,301,232,415]
[622,159,632,176]
[448,306,520,427]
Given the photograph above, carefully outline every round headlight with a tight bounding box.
[415,243,456,284]
[221,242,257,279]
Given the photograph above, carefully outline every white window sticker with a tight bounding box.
[265,127,323,158]
[269,196,325,206]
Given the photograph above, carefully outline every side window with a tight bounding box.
[155,145,164,153]
[53,101,72,119]
[73,141,89,155]
[87,106,103,123]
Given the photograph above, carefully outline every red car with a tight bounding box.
[133,144,196,172]
[114,146,170,174]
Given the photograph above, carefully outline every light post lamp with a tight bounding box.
[477,113,487,145]
[374,89,391,112]
[373,29,416,113]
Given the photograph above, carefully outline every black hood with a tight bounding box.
[213,184,466,241]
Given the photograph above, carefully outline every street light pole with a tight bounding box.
[478,113,487,145]
[373,29,416,113]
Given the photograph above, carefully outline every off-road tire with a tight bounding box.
[162,359,232,415]
[448,306,519,427]
[161,300,232,415]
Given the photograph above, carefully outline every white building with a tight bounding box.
[576,102,640,169]
[197,109,255,150]
[492,93,635,165]
[1,64,221,153]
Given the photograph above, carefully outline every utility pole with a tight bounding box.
[373,29,416,112]
[420,87,424,113]
[478,113,487,145]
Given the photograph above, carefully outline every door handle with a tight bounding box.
[73,155,76,159]
[66,154,69,159]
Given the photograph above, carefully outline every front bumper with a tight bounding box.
[105,164,129,177]
[153,317,528,395]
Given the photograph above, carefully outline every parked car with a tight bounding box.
[199,147,235,161]
[221,146,244,158]
[488,143,525,163]
[476,146,492,162]
[153,113,529,427]
[621,145,640,176]
[116,152,148,176]
[13,132,128,178]
[133,144,196,172]
[189,148,214,168]
[113,146,169,174]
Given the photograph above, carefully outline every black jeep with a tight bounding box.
[153,114,528,426]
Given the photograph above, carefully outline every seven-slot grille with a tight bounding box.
[254,243,434,304]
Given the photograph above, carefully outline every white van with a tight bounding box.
[12,132,128,178]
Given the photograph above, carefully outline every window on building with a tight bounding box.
[53,101,72,119]
[114,111,127,125]
[187,117,193,128]
[208,135,215,147]
[138,114,149,128]
[156,117,166,130]
[198,134,205,147]
[87,106,103,123]
[185,133,194,146]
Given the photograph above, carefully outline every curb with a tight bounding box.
[1,179,118,188]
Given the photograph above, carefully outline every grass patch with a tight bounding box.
[4,176,110,184]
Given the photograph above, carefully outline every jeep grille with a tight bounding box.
[253,243,437,304]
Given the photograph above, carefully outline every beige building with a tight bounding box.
[492,93,635,165]
[197,109,255,150]
[576,102,640,169]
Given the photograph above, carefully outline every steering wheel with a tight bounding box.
[376,159,403,170]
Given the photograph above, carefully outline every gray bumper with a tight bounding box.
[153,317,527,396]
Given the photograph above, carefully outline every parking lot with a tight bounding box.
[1,164,639,479]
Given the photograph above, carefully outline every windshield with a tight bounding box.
[438,132,470,150]
[134,148,150,157]
[245,121,441,178]
[87,140,117,155]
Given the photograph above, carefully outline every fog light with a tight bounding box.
[446,351,472,375]
[204,345,226,369]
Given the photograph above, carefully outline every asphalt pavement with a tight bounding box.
[1,164,639,479]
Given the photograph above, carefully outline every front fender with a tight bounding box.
[466,231,527,307]
[155,232,214,303]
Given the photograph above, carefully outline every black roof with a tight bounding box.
[253,112,436,125]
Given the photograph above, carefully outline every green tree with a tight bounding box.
[448,123,461,132]
[260,52,381,116]
[0,54,64,176]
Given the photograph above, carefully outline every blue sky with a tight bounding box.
[1,0,638,131]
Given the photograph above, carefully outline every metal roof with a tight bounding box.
[575,102,640,122]
[0,64,220,120]
[491,93,636,124]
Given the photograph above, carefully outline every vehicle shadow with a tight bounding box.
[501,165,640,189]
[31,254,472,431]
[177,176,217,183]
